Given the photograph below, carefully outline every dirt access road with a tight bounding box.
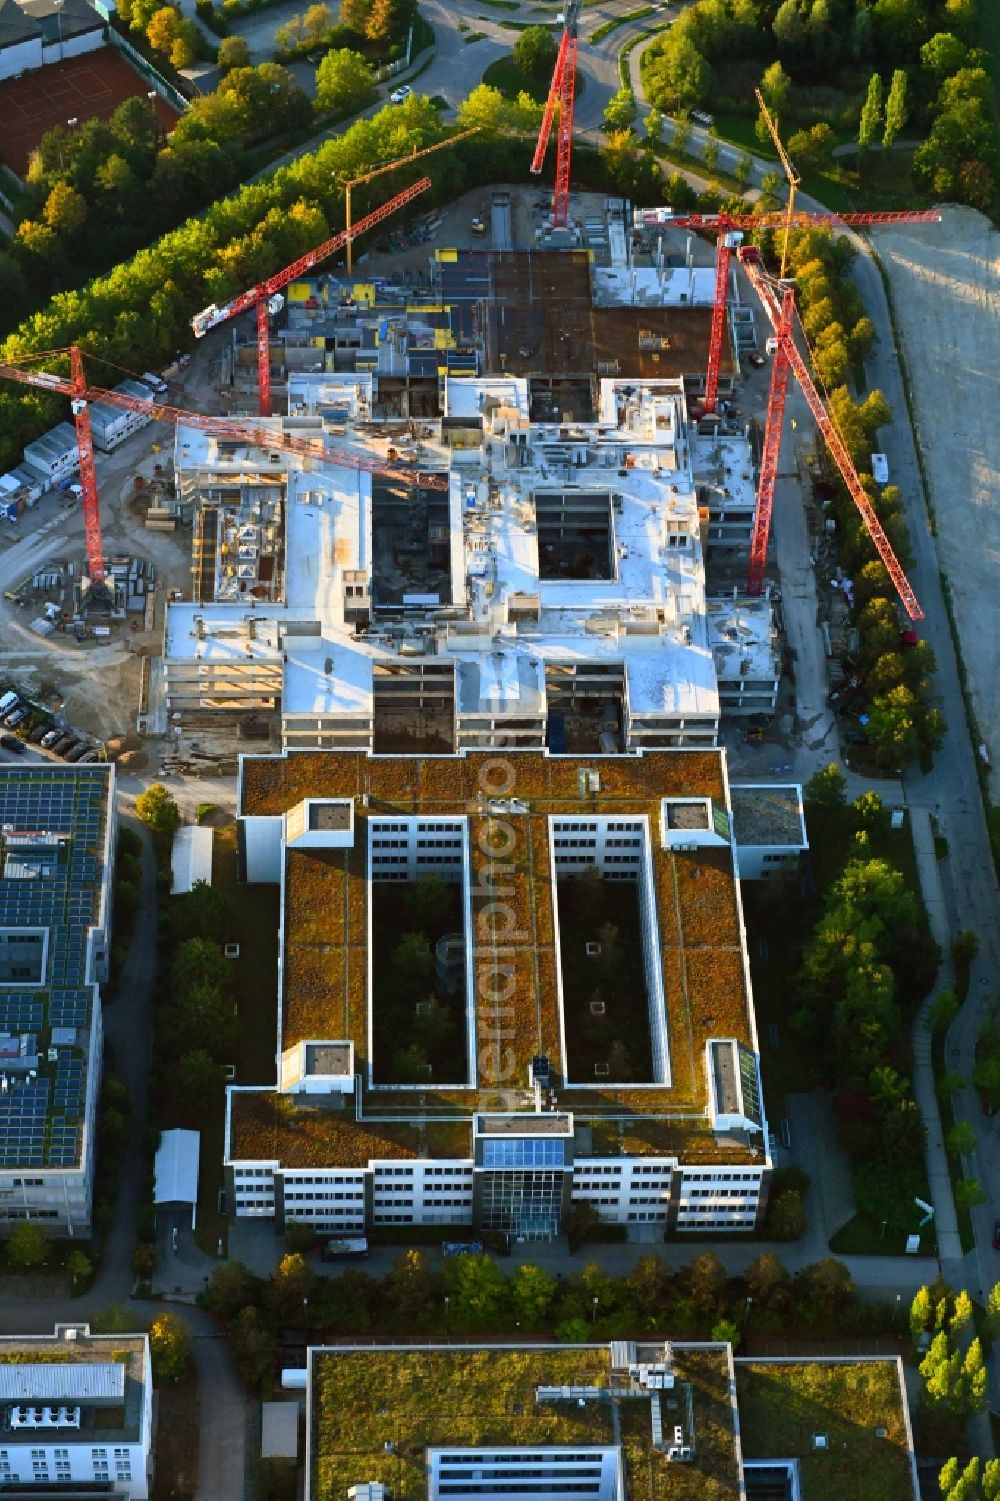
[876,205,1000,784]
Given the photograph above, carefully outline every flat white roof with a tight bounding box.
[261,1401,299,1459]
[170,825,214,896]
[154,1128,200,1208]
[0,1362,126,1404]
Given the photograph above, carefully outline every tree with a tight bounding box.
[802,1256,852,1308]
[937,1070,965,1102]
[314,47,375,115]
[510,1263,557,1327]
[383,1249,438,1325]
[734,151,753,190]
[267,1252,318,1325]
[920,32,967,75]
[448,1251,507,1326]
[955,1178,986,1212]
[136,781,180,833]
[986,1282,1000,1339]
[858,73,883,151]
[339,0,370,28]
[302,1,334,43]
[882,69,908,149]
[150,1312,191,1384]
[171,937,232,995]
[945,1120,975,1159]
[670,115,692,157]
[962,1338,988,1413]
[688,1251,726,1313]
[701,133,719,172]
[169,20,199,68]
[759,60,790,115]
[218,34,251,70]
[603,88,637,134]
[766,1189,805,1240]
[925,989,958,1035]
[204,1260,265,1322]
[711,1317,740,1347]
[229,1304,277,1389]
[403,875,453,931]
[805,763,846,807]
[644,32,712,113]
[146,4,180,55]
[950,1289,973,1332]
[174,1049,225,1114]
[910,1284,932,1338]
[132,1242,157,1278]
[67,1249,93,1285]
[744,1251,789,1305]
[364,0,397,43]
[645,108,663,144]
[7,1221,49,1269]
[512,24,557,80]
[43,182,86,234]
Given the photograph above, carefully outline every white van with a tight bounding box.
[0,691,18,717]
[871,452,889,484]
[142,372,168,394]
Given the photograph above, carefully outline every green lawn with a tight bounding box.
[829,1210,936,1258]
[483,53,556,100]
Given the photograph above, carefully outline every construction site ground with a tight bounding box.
[0,419,197,743]
[876,206,1000,781]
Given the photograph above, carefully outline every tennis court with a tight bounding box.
[0,48,180,177]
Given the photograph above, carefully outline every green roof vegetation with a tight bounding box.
[736,1359,914,1501]
[310,1345,741,1501]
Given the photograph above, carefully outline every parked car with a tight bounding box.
[3,707,27,728]
[65,742,90,762]
[390,85,412,104]
[77,750,98,763]
[27,724,49,744]
[0,733,25,754]
[691,109,714,126]
[0,690,18,716]
[52,735,78,755]
[40,729,62,749]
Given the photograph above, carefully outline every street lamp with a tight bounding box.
[743,1295,753,1325]
[893,1293,901,1327]
[444,1295,450,1332]
[591,1295,599,1324]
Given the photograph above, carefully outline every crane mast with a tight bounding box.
[738,246,923,621]
[530,0,581,230]
[656,208,942,415]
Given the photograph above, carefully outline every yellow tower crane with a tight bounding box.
[754,87,802,280]
[340,128,480,274]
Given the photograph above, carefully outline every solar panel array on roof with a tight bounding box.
[0,1078,48,1167]
[0,767,110,1169]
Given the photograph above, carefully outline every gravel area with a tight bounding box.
[877,206,1000,772]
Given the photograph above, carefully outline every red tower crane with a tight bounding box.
[737,245,923,621]
[646,208,942,416]
[190,176,433,417]
[530,0,582,230]
[0,347,448,588]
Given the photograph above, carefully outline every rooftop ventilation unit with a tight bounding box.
[10,1405,82,1429]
